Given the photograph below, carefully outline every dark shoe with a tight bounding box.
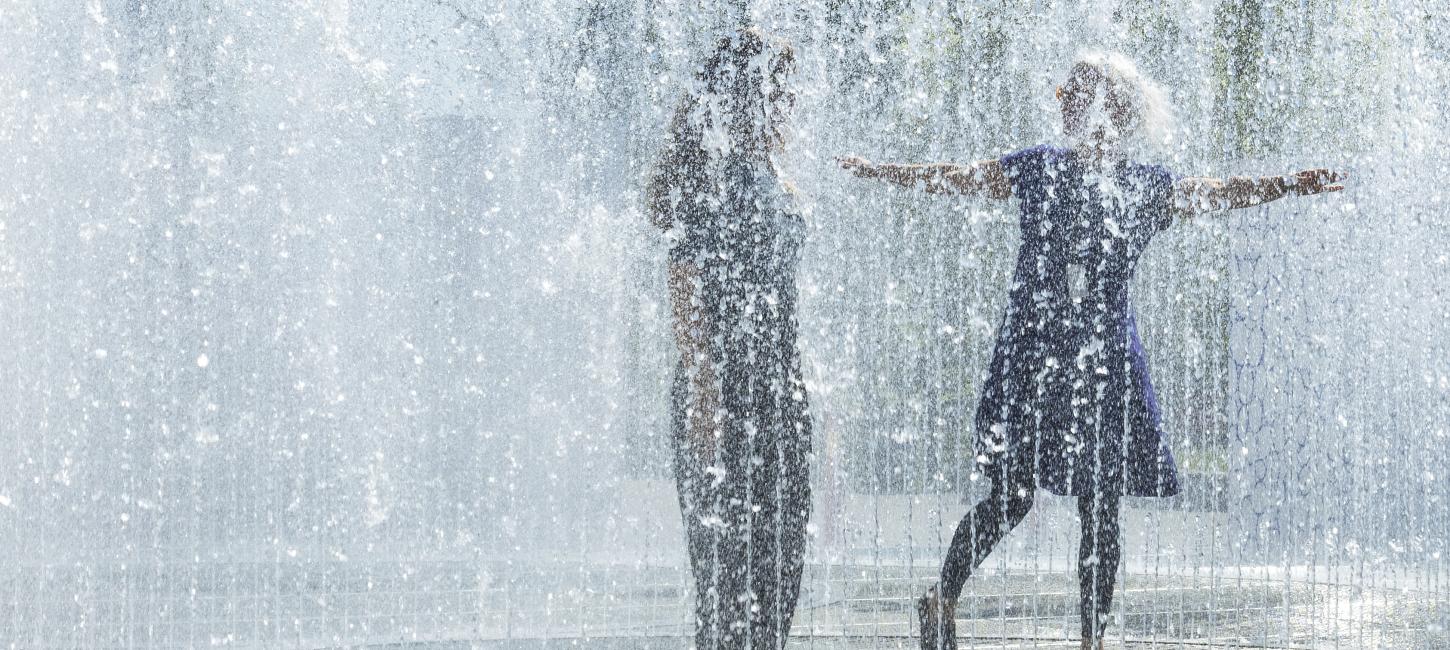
[916,584,956,650]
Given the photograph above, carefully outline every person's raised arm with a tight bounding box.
[1174,168,1346,218]
[838,156,1013,200]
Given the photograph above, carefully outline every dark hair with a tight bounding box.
[647,28,795,230]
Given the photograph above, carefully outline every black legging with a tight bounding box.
[939,456,1122,641]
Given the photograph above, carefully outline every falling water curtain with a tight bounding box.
[0,0,1446,647]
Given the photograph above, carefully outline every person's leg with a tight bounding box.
[771,497,809,648]
[919,453,1035,649]
[939,457,1037,600]
[685,430,747,650]
[1077,491,1122,644]
[671,369,716,650]
[714,496,750,650]
[669,260,730,649]
[748,408,811,650]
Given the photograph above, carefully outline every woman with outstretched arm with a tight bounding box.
[841,52,1345,650]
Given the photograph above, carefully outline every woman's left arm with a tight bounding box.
[838,156,1012,199]
[1173,168,1347,218]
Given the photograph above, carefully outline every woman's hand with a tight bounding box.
[837,155,876,178]
[1291,169,1348,195]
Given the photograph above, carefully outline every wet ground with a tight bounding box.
[466,565,1446,650]
[6,491,1445,648]
[8,557,1441,648]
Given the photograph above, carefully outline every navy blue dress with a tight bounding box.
[975,145,1181,498]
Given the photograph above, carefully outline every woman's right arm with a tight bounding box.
[838,156,1012,200]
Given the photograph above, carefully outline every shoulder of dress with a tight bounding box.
[1123,161,1175,186]
[1127,158,1174,176]
[1001,145,1073,179]
[1003,143,1060,161]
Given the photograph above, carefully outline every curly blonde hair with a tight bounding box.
[1064,51,1174,151]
